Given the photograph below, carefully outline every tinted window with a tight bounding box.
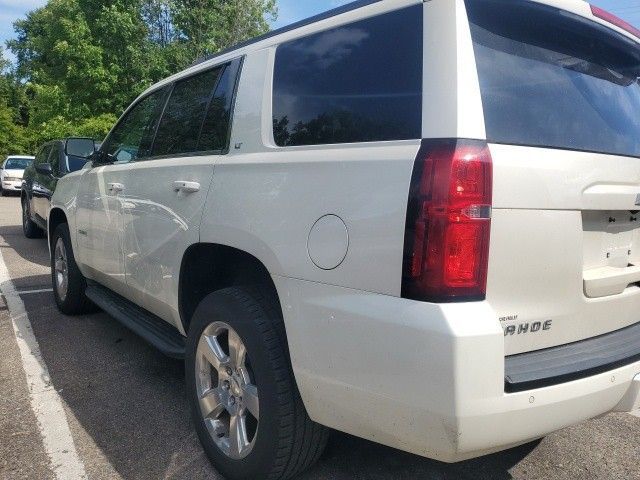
[48,143,61,174]
[272,5,423,147]
[467,0,640,158]
[198,64,238,152]
[67,155,88,173]
[34,147,50,165]
[5,157,33,169]
[152,67,223,156]
[102,86,170,163]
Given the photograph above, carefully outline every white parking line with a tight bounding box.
[0,241,87,479]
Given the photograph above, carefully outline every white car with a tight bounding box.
[49,0,640,478]
[1,155,34,195]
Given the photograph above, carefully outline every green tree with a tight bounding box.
[0,100,29,157]
[75,113,118,141]
[5,0,277,154]
[0,48,29,127]
[79,0,157,112]
[0,48,30,156]
[0,48,10,97]
[9,0,277,114]
[10,0,119,117]
[172,0,277,59]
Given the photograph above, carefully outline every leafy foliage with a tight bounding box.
[0,99,29,156]
[0,0,277,159]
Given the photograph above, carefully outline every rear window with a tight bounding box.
[272,5,423,147]
[466,0,640,158]
[5,158,33,169]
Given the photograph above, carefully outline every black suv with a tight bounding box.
[22,139,92,238]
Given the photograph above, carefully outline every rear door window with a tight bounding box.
[272,5,423,147]
[466,0,640,158]
[152,67,224,157]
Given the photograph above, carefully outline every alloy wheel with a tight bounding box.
[195,322,260,460]
[54,237,69,302]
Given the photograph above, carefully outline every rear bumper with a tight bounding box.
[275,276,640,462]
[452,367,640,461]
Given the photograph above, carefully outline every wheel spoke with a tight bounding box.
[229,413,250,458]
[227,329,246,369]
[198,335,227,371]
[200,388,226,418]
[243,384,259,420]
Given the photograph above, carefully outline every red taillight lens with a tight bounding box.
[402,139,492,302]
[591,5,640,40]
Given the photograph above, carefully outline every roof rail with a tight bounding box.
[190,0,383,67]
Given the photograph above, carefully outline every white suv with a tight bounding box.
[50,0,640,478]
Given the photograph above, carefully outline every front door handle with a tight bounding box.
[108,182,124,193]
[173,181,200,193]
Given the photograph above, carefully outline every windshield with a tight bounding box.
[466,0,640,158]
[4,158,33,170]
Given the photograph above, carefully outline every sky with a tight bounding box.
[1,0,640,62]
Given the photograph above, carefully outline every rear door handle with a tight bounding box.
[173,181,200,193]
[108,183,124,193]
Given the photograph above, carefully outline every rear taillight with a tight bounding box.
[402,139,492,302]
[591,5,640,40]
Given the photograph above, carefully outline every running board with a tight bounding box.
[85,283,186,359]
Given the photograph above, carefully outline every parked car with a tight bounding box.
[21,139,92,238]
[49,1,640,479]
[1,155,34,196]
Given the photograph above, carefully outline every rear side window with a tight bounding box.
[198,65,239,152]
[467,0,640,158]
[272,5,423,147]
[152,67,223,157]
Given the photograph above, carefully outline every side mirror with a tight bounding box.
[35,162,54,176]
[65,137,96,159]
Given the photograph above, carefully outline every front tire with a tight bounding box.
[51,223,94,315]
[186,287,328,480]
[22,196,43,239]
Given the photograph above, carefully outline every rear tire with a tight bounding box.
[186,286,328,480]
[51,223,94,315]
[22,196,43,239]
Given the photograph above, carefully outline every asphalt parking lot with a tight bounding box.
[0,194,639,480]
